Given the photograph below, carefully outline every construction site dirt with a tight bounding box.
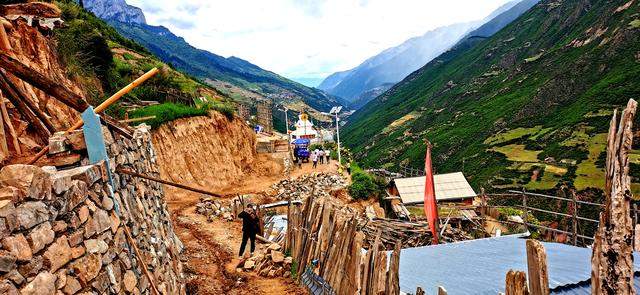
[164,151,337,294]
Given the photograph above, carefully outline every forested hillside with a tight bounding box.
[343,0,640,193]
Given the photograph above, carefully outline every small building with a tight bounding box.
[390,172,476,205]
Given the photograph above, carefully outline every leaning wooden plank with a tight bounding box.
[0,2,61,18]
[101,114,133,139]
[122,224,160,295]
[0,92,19,155]
[0,21,10,53]
[27,68,159,164]
[117,168,225,198]
[0,72,51,139]
[0,52,88,112]
[591,99,637,295]
[526,239,549,295]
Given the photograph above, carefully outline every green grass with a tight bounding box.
[629,19,640,29]
[129,103,209,128]
[490,144,542,162]
[574,133,607,190]
[484,126,545,145]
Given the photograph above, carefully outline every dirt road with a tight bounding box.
[166,158,339,294]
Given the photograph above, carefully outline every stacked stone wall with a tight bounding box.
[0,125,184,294]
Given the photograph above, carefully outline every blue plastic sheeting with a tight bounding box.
[292,138,310,145]
[395,234,640,295]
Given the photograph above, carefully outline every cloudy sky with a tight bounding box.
[128,0,512,86]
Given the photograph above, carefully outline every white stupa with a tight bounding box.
[290,114,319,142]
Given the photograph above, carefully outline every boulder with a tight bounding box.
[271,251,284,264]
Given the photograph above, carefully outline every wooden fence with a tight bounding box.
[285,195,401,295]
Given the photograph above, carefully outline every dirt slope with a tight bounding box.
[152,112,283,193]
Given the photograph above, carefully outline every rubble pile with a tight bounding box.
[0,126,185,294]
[239,243,293,279]
[268,173,347,200]
[195,198,234,221]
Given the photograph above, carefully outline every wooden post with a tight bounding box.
[522,189,528,232]
[116,168,224,198]
[526,240,549,295]
[385,240,401,295]
[591,99,637,295]
[416,287,425,295]
[571,190,578,246]
[505,270,529,295]
[481,187,487,237]
[437,286,448,295]
[635,224,640,252]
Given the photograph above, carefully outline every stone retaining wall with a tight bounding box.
[0,125,184,294]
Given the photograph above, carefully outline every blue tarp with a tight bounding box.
[292,138,310,145]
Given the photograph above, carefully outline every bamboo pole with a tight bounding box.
[119,115,156,124]
[27,68,159,164]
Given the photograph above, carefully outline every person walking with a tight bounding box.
[346,162,351,175]
[297,156,302,169]
[311,151,318,168]
[318,149,325,164]
[324,148,331,164]
[238,204,259,257]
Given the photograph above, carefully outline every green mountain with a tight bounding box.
[343,0,640,193]
[82,0,343,113]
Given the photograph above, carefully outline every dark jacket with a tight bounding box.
[238,211,260,234]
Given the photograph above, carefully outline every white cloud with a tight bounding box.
[128,0,512,80]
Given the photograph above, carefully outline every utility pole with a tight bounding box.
[335,111,341,164]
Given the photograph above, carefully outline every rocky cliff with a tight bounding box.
[83,0,146,24]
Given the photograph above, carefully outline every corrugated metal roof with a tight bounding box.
[394,172,476,204]
[394,234,640,295]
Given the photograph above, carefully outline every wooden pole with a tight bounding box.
[571,190,578,246]
[0,92,19,155]
[0,52,89,112]
[0,72,51,139]
[526,239,549,295]
[522,189,528,232]
[116,168,224,198]
[437,286,448,295]
[385,240,401,295]
[416,287,425,295]
[591,99,637,295]
[119,115,156,124]
[27,68,159,164]
[122,225,160,295]
[0,21,10,53]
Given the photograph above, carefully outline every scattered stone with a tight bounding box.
[267,243,281,251]
[243,260,255,269]
[27,222,55,253]
[271,251,284,263]
[43,236,71,272]
[20,271,56,295]
[2,234,32,262]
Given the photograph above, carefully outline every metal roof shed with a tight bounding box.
[394,234,640,295]
[393,172,476,204]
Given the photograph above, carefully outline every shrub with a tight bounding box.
[348,165,385,200]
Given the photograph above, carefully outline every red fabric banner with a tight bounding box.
[423,143,439,244]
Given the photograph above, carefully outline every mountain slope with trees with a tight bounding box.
[343,0,640,193]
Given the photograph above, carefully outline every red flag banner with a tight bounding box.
[423,143,439,244]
